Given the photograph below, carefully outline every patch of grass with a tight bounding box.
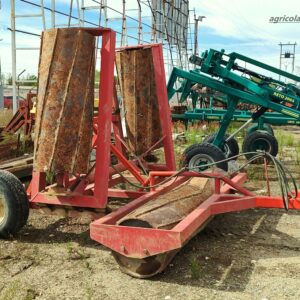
[179,121,245,147]
[85,284,93,300]
[22,289,37,300]
[0,281,20,300]
[0,132,18,145]
[190,257,201,280]
[296,146,300,164]
[286,134,295,147]
[276,130,295,148]
[85,261,92,271]
[0,109,13,127]
[46,171,55,185]
[184,125,204,145]
[66,242,92,271]
[66,242,89,260]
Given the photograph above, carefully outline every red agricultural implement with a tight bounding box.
[2,92,35,136]
[0,28,299,279]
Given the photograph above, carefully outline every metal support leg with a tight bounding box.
[257,117,264,130]
[213,96,239,148]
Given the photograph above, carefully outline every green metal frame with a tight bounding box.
[173,108,300,126]
[168,49,300,149]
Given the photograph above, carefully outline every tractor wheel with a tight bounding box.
[204,133,239,160]
[242,131,278,163]
[180,142,228,171]
[0,170,29,238]
[247,123,274,136]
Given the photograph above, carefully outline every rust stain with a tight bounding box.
[34,28,95,174]
[118,177,214,230]
[116,48,162,155]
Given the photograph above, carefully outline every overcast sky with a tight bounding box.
[0,0,299,77]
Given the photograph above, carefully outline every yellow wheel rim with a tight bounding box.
[0,195,5,224]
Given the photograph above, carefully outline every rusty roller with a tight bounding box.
[34,28,95,174]
[113,176,215,278]
[116,47,162,155]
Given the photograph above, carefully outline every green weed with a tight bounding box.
[190,257,201,280]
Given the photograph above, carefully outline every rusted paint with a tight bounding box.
[112,250,178,279]
[117,177,215,230]
[34,28,95,173]
[116,47,162,155]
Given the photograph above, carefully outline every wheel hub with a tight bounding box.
[188,153,214,171]
[252,138,271,151]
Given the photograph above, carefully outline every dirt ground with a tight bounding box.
[0,128,300,299]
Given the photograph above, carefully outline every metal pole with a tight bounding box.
[194,19,198,56]
[41,0,46,29]
[103,0,108,27]
[17,69,26,101]
[121,0,127,46]
[279,42,282,81]
[292,43,296,74]
[226,118,253,142]
[194,15,205,56]
[76,0,83,26]
[51,0,55,27]
[10,0,17,113]
[137,0,142,44]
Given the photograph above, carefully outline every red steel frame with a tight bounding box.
[27,33,176,210]
[25,28,300,263]
[90,171,300,259]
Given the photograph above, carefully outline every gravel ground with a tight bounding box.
[0,179,299,300]
[0,126,300,299]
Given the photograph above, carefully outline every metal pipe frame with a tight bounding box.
[10,0,194,113]
[172,107,300,126]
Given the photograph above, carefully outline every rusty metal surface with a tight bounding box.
[112,250,177,279]
[118,177,214,229]
[116,48,162,155]
[34,28,95,173]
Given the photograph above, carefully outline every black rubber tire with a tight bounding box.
[0,170,29,238]
[204,133,239,160]
[247,123,274,136]
[242,131,278,163]
[181,143,201,156]
[180,142,228,171]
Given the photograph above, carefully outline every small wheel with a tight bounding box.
[0,170,29,238]
[242,131,278,163]
[204,133,239,160]
[180,142,228,171]
[247,123,274,136]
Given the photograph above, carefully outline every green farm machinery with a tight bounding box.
[168,49,300,169]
